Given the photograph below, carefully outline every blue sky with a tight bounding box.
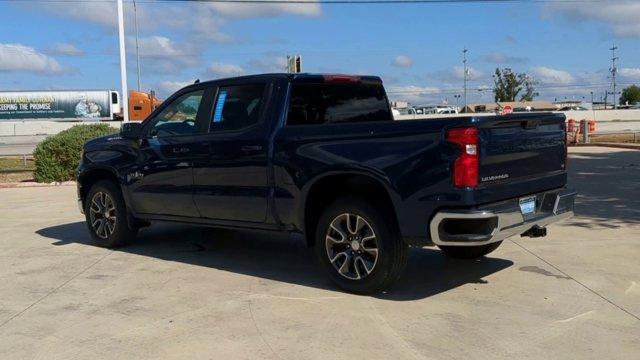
[0,0,639,105]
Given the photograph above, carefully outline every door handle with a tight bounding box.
[241,145,263,153]
[172,147,191,154]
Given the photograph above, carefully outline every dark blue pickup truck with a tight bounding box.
[77,73,575,293]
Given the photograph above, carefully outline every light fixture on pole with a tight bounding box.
[117,0,129,122]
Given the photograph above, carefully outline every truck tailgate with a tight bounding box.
[476,113,566,197]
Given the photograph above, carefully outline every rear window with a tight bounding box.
[286,83,391,125]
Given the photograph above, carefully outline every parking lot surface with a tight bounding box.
[0,146,638,359]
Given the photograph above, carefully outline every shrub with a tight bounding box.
[33,124,117,183]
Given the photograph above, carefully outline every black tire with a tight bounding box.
[314,197,408,294]
[84,180,137,248]
[438,241,502,259]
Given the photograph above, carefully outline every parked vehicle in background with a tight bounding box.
[395,107,417,115]
[417,105,458,115]
[128,91,162,121]
[0,90,121,121]
[77,73,576,294]
[437,107,458,114]
[558,106,588,111]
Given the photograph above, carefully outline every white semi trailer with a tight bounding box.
[0,90,121,121]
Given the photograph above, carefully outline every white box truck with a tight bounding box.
[0,90,121,122]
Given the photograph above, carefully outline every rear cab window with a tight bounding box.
[286,77,392,126]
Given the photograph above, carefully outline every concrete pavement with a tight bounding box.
[0,146,638,359]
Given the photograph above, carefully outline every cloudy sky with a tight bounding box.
[0,0,639,105]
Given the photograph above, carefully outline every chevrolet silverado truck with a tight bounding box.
[77,73,576,293]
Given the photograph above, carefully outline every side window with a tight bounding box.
[210,84,266,132]
[150,90,204,137]
[287,83,391,126]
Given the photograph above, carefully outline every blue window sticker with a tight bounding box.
[213,90,227,123]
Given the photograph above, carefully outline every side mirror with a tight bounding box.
[121,122,142,139]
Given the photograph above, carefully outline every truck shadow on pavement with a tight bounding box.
[37,221,512,301]
[564,149,640,229]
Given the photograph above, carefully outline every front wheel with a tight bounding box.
[438,241,502,259]
[314,197,408,294]
[84,180,137,248]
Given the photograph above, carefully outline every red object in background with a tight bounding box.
[588,120,596,133]
[502,105,513,115]
[567,118,577,133]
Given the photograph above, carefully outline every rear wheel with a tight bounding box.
[84,180,137,248]
[314,197,407,294]
[438,241,502,259]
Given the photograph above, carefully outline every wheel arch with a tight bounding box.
[301,171,400,248]
[78,168,121,201]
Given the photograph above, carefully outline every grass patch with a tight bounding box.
[0,156,35,173]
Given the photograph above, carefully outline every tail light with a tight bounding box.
[446,127,479,188]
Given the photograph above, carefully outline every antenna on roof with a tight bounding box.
[194,79,200,84]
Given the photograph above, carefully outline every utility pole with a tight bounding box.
[463,48,468,110]
[116,0,129,122]
[590,91,596,120]
[609,45,618,110]
[133,0,141,92]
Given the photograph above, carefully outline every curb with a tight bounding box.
[571,143,640,150]
[0,181,76,189]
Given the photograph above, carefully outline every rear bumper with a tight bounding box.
[429,187,576,246]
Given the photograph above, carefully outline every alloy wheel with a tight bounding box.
[325,213,379,280]
[89,191,117,239]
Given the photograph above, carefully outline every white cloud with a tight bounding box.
[546,0,640,38]
[483,52,528,64]
[204,0,321,18]
[132,36,191,59]
[247,56,288,73]
[188,16,235,44]
[37,2,118,28]
[157,80,195,95]
[530,66,575,84]
[386,85,443,103]
[392,55,413,68]
[47,43,84,57]
[0,43,63,74]
[452,66,484,80]
[619,68,640,80]
[125,35,204,74]
[209,62,245,77]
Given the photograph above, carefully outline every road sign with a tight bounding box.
[502,105,513,115]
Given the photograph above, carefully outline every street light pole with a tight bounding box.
[609,45,618,110]
[463,48,468,109]
[117,0,129,122]
[590,91,596,121]
[133,0,141,92]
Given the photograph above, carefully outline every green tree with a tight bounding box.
[620,85,640,105]
[493,68,538,102]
